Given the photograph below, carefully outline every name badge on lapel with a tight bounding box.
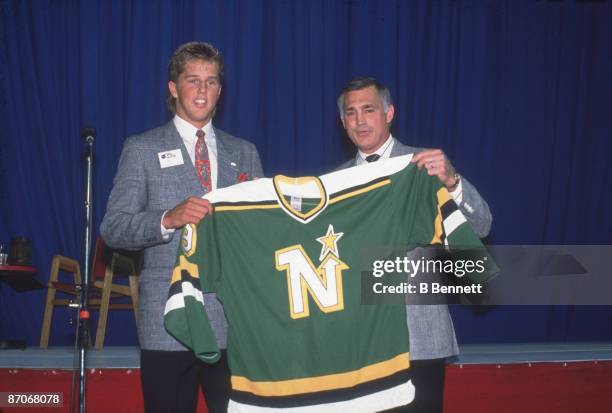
[158,149,184,168]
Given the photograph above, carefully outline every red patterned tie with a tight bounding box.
[195,129,212,192]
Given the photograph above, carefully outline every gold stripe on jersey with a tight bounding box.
[329,178,391,205]
[171,255,200,284]
[431,214,444,245]
[436,187,452,208]
[208,173,392,220]
[215,202,280,212]
[431,187,452,244]
[231,352,409,396]
[214,178,391,212]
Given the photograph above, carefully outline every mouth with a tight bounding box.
[356,128,371,138]
[194,98,207,107]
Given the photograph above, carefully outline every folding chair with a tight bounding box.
[39,238,140,349]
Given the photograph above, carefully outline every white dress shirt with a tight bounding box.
[172,115,219,190]
[356,135,396,166]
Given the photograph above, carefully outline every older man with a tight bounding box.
[336,76,492,413]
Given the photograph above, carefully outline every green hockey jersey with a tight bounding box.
[164,154,495,412]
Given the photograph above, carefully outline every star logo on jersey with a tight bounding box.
[276,224,349,319]
[316,224,344,261]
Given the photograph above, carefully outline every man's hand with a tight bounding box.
[162,197,214,229]
[411,149,459,190]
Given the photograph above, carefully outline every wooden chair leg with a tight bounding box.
[94,263,114,349]
[40,255,82,348]
[39,256,61,348]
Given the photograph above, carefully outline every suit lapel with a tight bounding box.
[390,139,405,157]
[215,128,240,189]
[161,122,202,197]
[391,139,421,157]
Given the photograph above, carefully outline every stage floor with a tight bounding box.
[1,343,612,413]
[1,342,612,369]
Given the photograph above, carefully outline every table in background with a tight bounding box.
[0,265,41,349]
[0,265,41,292]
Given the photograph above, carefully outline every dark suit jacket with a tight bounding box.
[101,121,263,351]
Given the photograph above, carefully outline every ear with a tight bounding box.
[385,104,395,124]
[168,81,178,98]
[340,114,347,129]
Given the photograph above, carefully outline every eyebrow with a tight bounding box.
[345,103,377,111]
[183,73,218,78]
[183,74,220,83]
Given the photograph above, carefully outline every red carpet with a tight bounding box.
[445,361,612,413]
[2,361,612,412]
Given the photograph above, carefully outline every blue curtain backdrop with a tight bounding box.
[0,0,610,346]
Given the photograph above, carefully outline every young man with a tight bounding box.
[336,76,492,412]
[101,42,263,413]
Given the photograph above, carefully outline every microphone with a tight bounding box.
[81,126,96,143]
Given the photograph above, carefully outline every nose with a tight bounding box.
[356,110,365,125]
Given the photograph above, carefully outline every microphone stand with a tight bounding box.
[76,127,96,413]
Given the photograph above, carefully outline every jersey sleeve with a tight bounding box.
[163,216,224,363]
[399,166,498,284]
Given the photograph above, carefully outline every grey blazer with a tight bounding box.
[101,121,263,351]
[337,138,492,359]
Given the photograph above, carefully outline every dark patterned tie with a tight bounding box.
[365,154,380,163]
[195,129,212,192]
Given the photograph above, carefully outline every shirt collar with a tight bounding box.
[358,134,395,163]
[173,115,215,144]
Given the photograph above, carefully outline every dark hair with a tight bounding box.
[167,42,224,113]
[337,77,393,116]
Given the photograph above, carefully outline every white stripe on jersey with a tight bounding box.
[227,378,415,413]
[164,281,205,315]
[443,209,467,238]
[204,155,414,206]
